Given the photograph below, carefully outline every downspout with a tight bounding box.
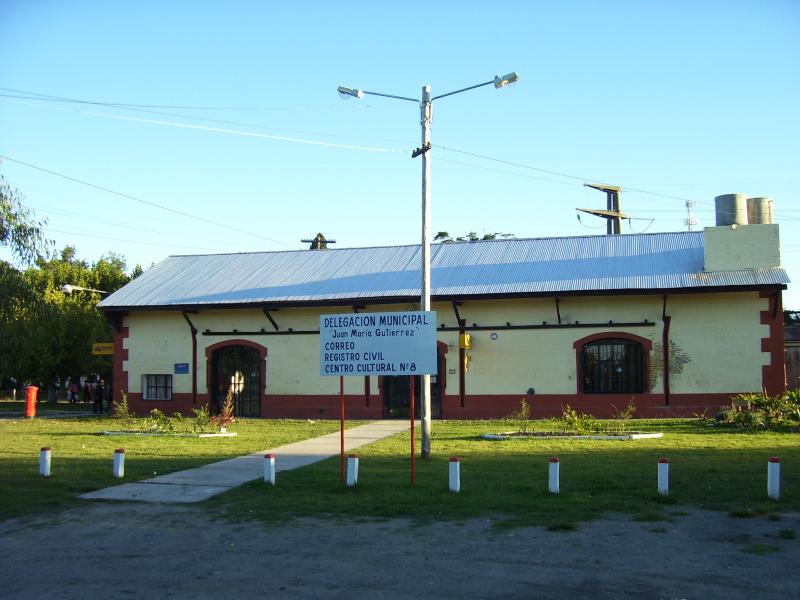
[452,301,466,407]
[662,296,671,406]
[182,312,198,405]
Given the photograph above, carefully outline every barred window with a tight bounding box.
[142,374,172,401]
[581,339,645,394]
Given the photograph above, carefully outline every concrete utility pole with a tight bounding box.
[578,183,628,234]
[337,72,519,457]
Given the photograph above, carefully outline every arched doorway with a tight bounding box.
[382,342,447,418]
[209,343,263,417]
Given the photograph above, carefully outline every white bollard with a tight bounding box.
[767,457,781,500]
[39,447,51,477]
[346,454,359,487]
[657,458,669,496]
[264,453,276,485]
[449,457,461,493]
[112,448,125,478]
[548,457,560,494]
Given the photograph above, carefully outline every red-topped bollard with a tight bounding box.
[39,447,51,477]
[264,453,276,485]
[25,385,39,418]
[548,457,560,494]
[767,457,781,500]
[449,457,461,493]
[346,454,360,487]
[113,448,125,478]
[658,458,670,496]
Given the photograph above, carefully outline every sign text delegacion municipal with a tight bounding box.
[320,311,437,376]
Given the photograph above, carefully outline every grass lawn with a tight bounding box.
[1,415,797,529]
[206,419,799,529]
[0,415,349,520]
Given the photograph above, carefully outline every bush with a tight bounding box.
[611,400,637,433]
[112,391,135,430]
[191,404,213,433]
[504,398,531,434]
[718,392,800,431]
[561,405,598,435]
[210,387,236,431]
[148,409,173,432]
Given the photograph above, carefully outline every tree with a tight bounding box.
[434,231,515,243]
[0,176,52,264]
[2,246,132,394]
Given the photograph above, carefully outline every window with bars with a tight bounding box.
[581,339,645,394]
[142,374,172,401]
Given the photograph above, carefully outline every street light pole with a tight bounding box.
[337,72,518,458]
[419,85,434,456]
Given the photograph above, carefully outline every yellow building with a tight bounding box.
[100,224,788,419]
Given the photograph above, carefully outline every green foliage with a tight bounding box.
[0,245,131,386]
[433,231,515,243]
[611,400,637,433]
[112,391,136,430]
[717,392,800,431]
[561,405,598,435]
[148,409,173,432]
[0,176,52,264]
[504,398,531,433]
[191,404,213,433]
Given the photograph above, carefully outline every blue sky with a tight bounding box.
[1,1,799,306]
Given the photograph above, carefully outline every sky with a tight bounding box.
[1,1,799,307]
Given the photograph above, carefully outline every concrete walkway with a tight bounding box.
[80,420,411,504]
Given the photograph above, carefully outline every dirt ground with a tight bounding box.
[0,503,798,599]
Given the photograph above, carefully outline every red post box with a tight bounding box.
[25,386,39,418]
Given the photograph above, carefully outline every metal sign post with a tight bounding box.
[320,311,437,483]
[340,376,345,482]
[410,375,415,485]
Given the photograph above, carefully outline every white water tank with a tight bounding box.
[714,194,748,226]
[747,197,774,224]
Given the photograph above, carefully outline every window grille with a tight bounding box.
[581,339,645,394]
[142,374,172,400]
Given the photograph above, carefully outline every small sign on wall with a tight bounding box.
[174,363,190,374]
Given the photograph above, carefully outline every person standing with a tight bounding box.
[93,380,105,414]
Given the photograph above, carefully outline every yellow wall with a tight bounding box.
[125,311,193,394]
[123,291,770,397]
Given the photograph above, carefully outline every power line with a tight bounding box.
[1,91,412,146]
[80,109,406,153]
[0,155,291,246]
[34,204,265,248]
[0,87,269,110]
[46,227,235,253]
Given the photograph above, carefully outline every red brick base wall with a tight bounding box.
[126,391,737,420]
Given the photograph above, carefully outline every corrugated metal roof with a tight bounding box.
[98,231,790,310]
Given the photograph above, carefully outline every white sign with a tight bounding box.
[320,311,438,376]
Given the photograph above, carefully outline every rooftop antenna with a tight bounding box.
[684,200,698,231]
[301,233,337,250]
[577,183,628,235]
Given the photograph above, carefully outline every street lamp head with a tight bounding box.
[493,72,519,89]
[61,284,109,295]
[337,85,363,99]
